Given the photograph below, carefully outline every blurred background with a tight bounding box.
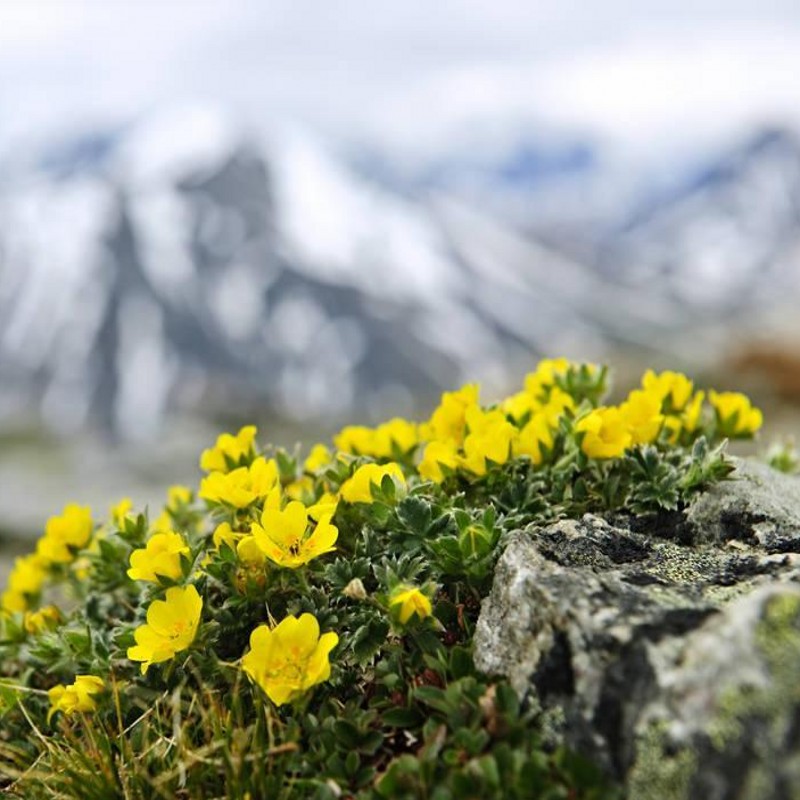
[2,0,800,563]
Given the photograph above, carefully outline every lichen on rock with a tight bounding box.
[474,459,800,798]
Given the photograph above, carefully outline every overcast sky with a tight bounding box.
[1,1,800,163]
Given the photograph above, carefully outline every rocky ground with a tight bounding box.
[475,458,800,799]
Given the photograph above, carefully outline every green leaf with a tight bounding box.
[397,496,433,534]
[414,686,451,714]
[382,707,424,728]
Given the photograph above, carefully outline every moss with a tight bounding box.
[755,592,800,672]
[627,721,696,800]
[706,684,758,752]
[629,591,800,800]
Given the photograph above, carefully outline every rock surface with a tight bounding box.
[474,458,800,799]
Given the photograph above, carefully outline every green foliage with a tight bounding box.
[766,439,799,475]
[0,360,759,798]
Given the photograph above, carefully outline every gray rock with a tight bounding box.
[474,460,800,798]
[629,586,800,800]
[686,456,800,550]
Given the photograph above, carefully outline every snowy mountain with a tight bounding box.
[597,129,800,310]
[0,110,612,438]
[1,110,798,439]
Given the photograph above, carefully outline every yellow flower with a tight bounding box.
[460,429,514,476]
[389,585,433,624]
[48,675,104,721]
[199,457,279,508]
[642,370,693,412]
[127,585,202,674]
[127,531,190,583]
[1,554,48,614]
[421,384,480,446]
[24,605,61,635]
[333,419,418,459]
[418,440,460,483]
[502,390,537,422]
[0,591,25,615]
[307,492,339,522]
[242,613,338,706]
[251,501,338,568]
[236,535,267,567]
[523,357,571,399]
[513,413,554,464]
[213,521,242,552]
[36,504,93,564]
[152,511,172,533]
[333,425,377,456]
[709,391,763,437]
[286,476,314,502]
[152,485,193,532]
[200,425,258,473]
[459,406,516,475]
[110,498,133,528]
[167,485,192,508]
[211,524,265,566]
[664,390,707,443]
[464,405,508,436]
[504,385,573,426]
[576,407,632,459]
[620,390,665,445]
[682,391,706,433]
[374,418,419,456]
[304,444,333,472]
[540,387,575,426]
[340,462,406,504]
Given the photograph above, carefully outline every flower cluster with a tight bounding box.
[0,359,766,799]
[1,503,95,615]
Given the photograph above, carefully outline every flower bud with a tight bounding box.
[342,578,367,601]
